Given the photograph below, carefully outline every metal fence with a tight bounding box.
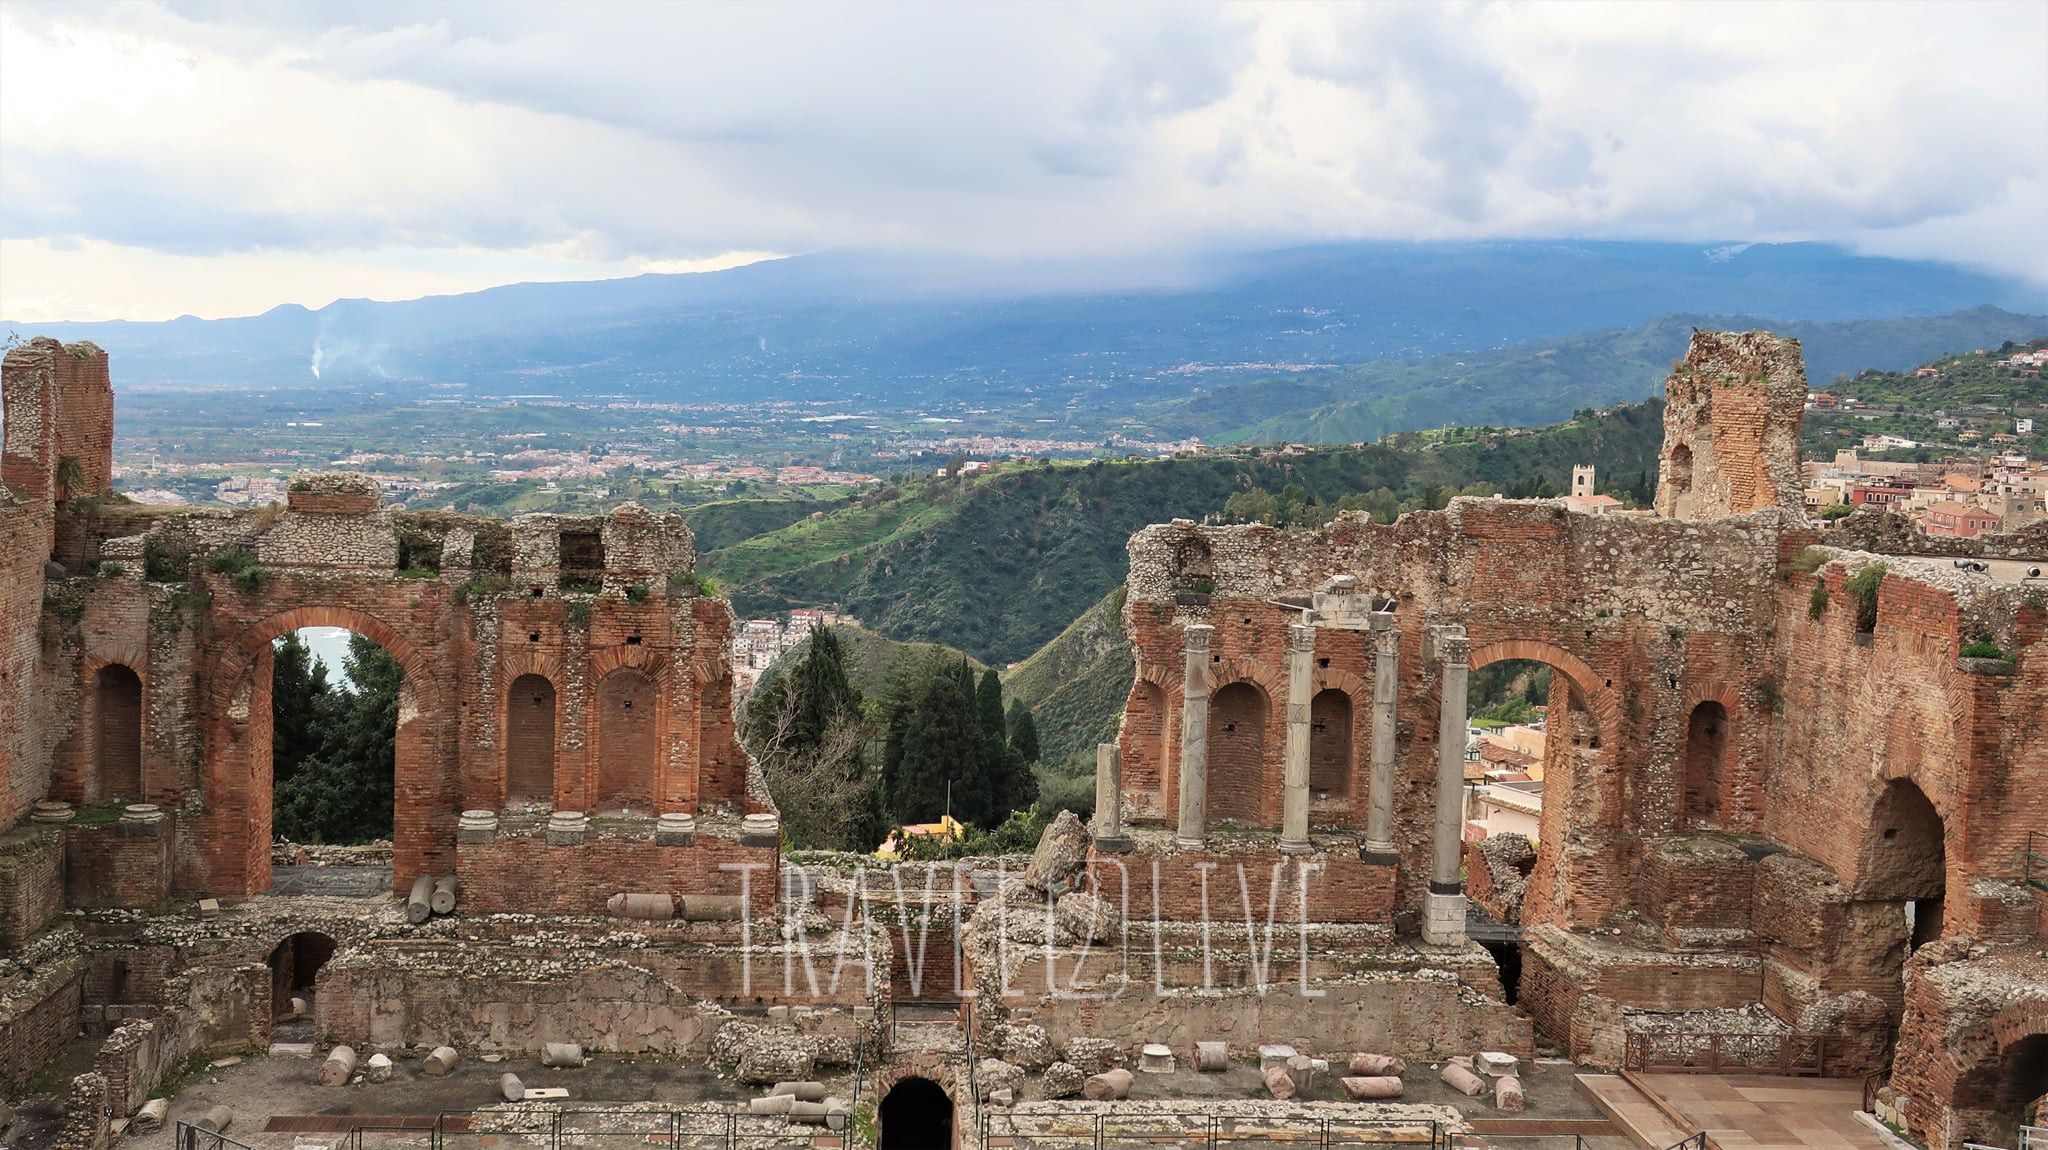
[1622,1030,1832,1076]
[177,1125,258,1150]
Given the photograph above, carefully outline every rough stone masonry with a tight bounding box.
[0,331,2042,1150]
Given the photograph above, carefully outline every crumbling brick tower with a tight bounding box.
[1654,329,1807,520]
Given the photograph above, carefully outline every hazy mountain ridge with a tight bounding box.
[10,242,2036,400]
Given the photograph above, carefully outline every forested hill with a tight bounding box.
[698,400,1666,665]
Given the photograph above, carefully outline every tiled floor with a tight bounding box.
[1635,1073,1894,1150]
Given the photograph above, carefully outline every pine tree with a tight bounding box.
[882,655,991,827]
[271,631,332,785]
[741,628,880,850]
[275,634,400,844]
[1006,698,1040,764]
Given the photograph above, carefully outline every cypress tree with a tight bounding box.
[1006,699,1040,764]
[271,631,332,784]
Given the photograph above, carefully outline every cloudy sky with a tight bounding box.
[2,1,2043,322]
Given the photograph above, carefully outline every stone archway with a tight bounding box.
[879,1075,954,1150]
[1681,700,1730,827]
[203,605,448,898]
[1858,778,1947,950]
[267,930,336,1033]
[1468,637,1621,931]
[94,663,144,802]
[1207,681,1271,827]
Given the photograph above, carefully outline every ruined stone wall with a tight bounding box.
[0,825,64,951]
[0,949,86,1093]
[18,474,762,903]
[92,961,267,1118]
[0,500,54,828]
[1654,330,1807,521]
[1119,500,1792,925]
[456,822,778,916]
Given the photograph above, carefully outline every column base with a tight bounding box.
[1421,890,1468,946]
[1092,834,1133,854]
[1175,834,1206,850]
[1358,846,1400,866]
[1276,836,1312,856]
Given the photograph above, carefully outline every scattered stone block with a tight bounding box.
[130,1099,169,1134]
[1340,1076,1404,1099]
[1257,1044,1298,1071]
[318,1045,357,1086]
[1193,1040,1229,1072]
[1140,1043,1176,1073]
[1043,1061,1085,1098]
[1441,1063,1487,1096]
[1285,1055,1316,1092]
[770,1081,827,1102]
[406,875,433,924]
[1262,1065,1297,1100]
[269,1042,315,1058]
[997,1022,1056,1071]
[738,1042,813,1085]
[364,1053,393,1083]
[988,1087,1015,1107]
[196,898,220,920]
[1063,1036,1124,1073]
[541,1042,584,1068]
[1348,1053,1405,1077]
[523,1086,569,1100]
[431,875,458,915]
[421,1046,459,1076]
[193,1106,234,1134]
[607,892,675,920]
[1475,1051,1519,1077]
[977,1058,1024,1100]
[1083,1068,1133,1100]
[748,1095,795,1115]
[1494,1075,1526,1111]
[500,1072,525,1102]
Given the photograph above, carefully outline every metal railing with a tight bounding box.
[1623,1030,1832,1076]
[177,1124,258,1150]
[983,1112,1441,1150]
[1861,1068,1890,1113]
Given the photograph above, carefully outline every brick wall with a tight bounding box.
[1087,836,1396,925]
[0,953,86,1093]
[63,820,172,909]
[0,826,64,951]
[455,827,778,916]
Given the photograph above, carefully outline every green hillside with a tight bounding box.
[682,496,852,553]
[702,400,1667,665]
[1173,307,2047,445]
[749,624,985,709]
[1003,587,1133,773]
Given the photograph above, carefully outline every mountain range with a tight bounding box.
[10,242,2041,404]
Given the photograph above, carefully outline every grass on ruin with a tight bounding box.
[69,801,128,826]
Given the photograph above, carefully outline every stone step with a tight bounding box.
[1574,1073,1695,1150]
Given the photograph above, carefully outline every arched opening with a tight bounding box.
[596,669,657,811]
[1994,1033,2048,1140]
[1477,939,1523,1005]
[1128,679,1168,818]
[506,673,557,805]
[1207,682,1269,826]
[269,628,400,874]
[1308,688,1351,800]
[1859,779,1946,951]
[1667,443,1695,517]
[1170,535,1214,596]
[879,1076,954,1150]
[94,664,143,801]
[1682,701,1730,826]
[266,930,336,1039]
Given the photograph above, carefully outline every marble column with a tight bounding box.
[1175,624,1213,848]
[1363,610,1400,864]
[1279,622,1315,853]
[1424,627,1470,945]
[1093,743,1130,851]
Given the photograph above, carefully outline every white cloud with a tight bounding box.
[2,0,2043,320]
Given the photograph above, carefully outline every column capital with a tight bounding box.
[1440,634,1469,666]
[1183,623,1214,653]
[1367,610,1396,633]
[1285,622,1317,652]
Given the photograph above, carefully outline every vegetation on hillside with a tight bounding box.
[740,627,882,852]
[703,401,1668,665]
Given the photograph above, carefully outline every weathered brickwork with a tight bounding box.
[1107,331,2043,1147]
[1654,329,1808,521]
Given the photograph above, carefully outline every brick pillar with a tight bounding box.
[1425,627,1469,945]
[1175,624,1212,848]
[1279,621,1314,854]
[1365,610,1400,864]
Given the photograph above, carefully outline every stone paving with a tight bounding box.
[1632,1074,1894,1150]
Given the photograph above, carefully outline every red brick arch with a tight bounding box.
[202,604,448,898]
[1210,655,1286,701]
[1467,638,1619,740]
